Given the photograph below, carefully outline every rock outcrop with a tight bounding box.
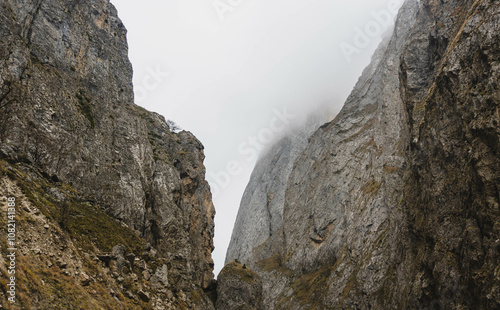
[0,0,215,308]
[225,0,500,309]
[216,260,263,310]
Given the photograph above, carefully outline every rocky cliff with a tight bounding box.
[224,0,500,309]
[226,108,335,267]
[216,260,263,310]
[0,0,215,309]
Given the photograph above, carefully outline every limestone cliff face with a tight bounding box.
[400,0,500,307]
[0,0,215,308]
[226,111,334,267]
[224,0,500,309]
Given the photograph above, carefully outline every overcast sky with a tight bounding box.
[111,0,403,276]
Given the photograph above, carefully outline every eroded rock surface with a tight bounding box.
[225,0,500,309]
[0,0,215,308]
[216,260,263,310]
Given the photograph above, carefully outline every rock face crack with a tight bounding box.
[22,0,43,44]
[266,191,274,237]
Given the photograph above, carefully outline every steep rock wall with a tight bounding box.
[0,0,215,308]
[226,111,335,267]
[224,0,500,309]
[400,0,500,307]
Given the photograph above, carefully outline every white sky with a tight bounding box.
[111,0,403,276]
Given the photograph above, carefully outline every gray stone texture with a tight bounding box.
[216,260,263,310]
[0,0,215,308]
[225,0,500,309]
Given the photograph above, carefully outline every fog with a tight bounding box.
[111,0,404,276]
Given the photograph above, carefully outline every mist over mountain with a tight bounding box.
[223,0,500,309]
[0,0,498,309]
